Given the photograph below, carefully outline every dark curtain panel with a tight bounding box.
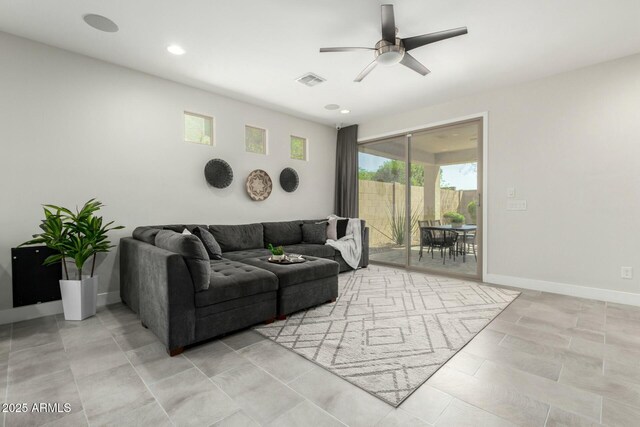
[334,124,359,217]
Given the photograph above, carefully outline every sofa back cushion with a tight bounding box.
[208,223,264,252]
[162,224,207,233]
[262,221,303,247]
[132,226,161,245]
[155,230,211,291]
[301,223,327,244]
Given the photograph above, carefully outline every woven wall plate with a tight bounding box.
[246,169,273,201]
[204,159,233,189]
[279,167,299,193]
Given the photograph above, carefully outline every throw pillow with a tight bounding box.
[155,230,211,291]
[302,223,327,244]
[193,226,223,260]
[336,219,349,239]
[326,218,338,240]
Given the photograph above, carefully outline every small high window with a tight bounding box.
[290,135,307,160]
[245,125,267,155]
[184,112,214,146]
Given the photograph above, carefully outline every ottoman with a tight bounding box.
[242,256,340,318]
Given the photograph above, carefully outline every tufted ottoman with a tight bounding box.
[242,256,340,318]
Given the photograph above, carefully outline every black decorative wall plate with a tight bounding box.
[204,159,233,188]
[280,167,299,192]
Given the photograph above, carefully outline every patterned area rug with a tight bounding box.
[254,265,520,406]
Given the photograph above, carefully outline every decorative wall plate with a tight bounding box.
[279,167,299,193]
[204,159,233,188]
[246,169,273,201]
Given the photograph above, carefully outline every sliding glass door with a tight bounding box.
[358,136,407,267]
[358,119,483,280]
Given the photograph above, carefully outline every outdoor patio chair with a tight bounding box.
[418,221,433,259]
[421,228,458,264]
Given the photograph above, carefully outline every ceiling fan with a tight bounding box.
[319,4,468,82]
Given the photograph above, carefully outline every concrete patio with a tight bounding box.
[369,245,478,275]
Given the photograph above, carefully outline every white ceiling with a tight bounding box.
[1,0,640,126]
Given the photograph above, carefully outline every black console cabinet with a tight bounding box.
[11,246,62,307]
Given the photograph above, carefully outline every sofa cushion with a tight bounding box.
[241,256,339,289]
[162,224,208,233]
[262,221,303,246]
[222,248,272,261]
[193,226,223,260]
[208,223,264,252]
[301,223,327,244]
[194,260,278,307]
[155,230,211,291]
[282,244,335,259]
[132,226,161,245]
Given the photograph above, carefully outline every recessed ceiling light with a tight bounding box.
[340,109,351,114]
[167,45,186,55]
[83,14,119,33]
[324,104,340,110]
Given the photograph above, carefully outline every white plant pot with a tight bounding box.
[59,276,98,321]
[271,254,285,261]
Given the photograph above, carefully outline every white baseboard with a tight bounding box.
[484,273,640,307]
[0,291,121,325]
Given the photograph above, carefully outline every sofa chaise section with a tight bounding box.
[120,235,278,355]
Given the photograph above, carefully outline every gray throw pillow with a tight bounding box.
[302,223,327,244]
[155,230,211,291]
[193,226,223,260]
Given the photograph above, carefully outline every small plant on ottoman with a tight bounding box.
[267,243,285,261]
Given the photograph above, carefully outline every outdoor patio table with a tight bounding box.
[422,224,477,262]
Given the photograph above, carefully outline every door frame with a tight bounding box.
[357,112,489,281]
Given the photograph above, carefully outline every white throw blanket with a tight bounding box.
[325,215,362,269]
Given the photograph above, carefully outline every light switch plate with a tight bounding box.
[507,187,516,198]
[507,200,527,211]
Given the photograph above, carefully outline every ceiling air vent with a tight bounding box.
[296,73,326,87]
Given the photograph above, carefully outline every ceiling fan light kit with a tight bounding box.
[319,4,468,82]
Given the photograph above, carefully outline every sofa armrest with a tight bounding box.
[120,237,196,353]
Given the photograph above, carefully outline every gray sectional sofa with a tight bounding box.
[120,220,369,355]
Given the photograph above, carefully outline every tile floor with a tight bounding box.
[2,269,640,426]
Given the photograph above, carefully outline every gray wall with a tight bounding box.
[0,32,337,309]
[359,52,640,298]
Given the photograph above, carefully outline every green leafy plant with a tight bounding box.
[467,200,477,223]
[20,199,124,280]
[443,211,465,225]
[372,201,422,245]
[267,244,285,256]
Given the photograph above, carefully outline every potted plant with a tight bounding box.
[467,200,477,224]
[21,199,123,320]
[267,243,285,261]
[443,211,465,226]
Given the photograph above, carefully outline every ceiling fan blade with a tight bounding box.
[400,53,430,76]
[381,4,396,43]
[319,47,375,53]
[354,60,378,82]
[402,27,468,51]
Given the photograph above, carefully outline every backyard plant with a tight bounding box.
[20,199,123,279]
[443,211,465,225]
[372,201,422,245]
[467,200,477,223]
[267,244,285,256]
